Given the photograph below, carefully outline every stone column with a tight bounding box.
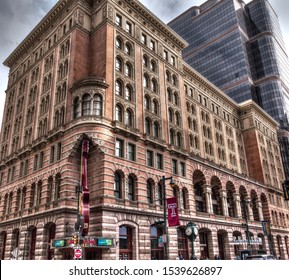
[257,200,264,221]
[220,189,229,216]
[245,198,254,221]
[203,185,213,214]
[233,193,242,218]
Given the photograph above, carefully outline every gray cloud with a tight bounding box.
[0,0,14,18]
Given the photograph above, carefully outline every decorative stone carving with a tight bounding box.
[103,5,113,21]
[78,11,84,26]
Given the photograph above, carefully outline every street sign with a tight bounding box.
[74,248,82,259]
[97,238,113,247]
[53,239,66,248]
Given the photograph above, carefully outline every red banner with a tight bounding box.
[167,197,180,227]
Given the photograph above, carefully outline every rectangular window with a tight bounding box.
[163,50,168,61]
[126,22,132,34]
[11,166,16,182]
[172,159,178,175]
[171,56,176,66]
[57,142,62,161]
[128,143,136,161]
[180,162,186,177]
[7,168,11,183]
[39,151,44,168]
[147,150,154,167]
[33,155,38,171]
[24,160,29,176]
[50,146,55,164]
[156,153,163,170]
[116,14,122,27]
[141,34,147,45]
[116,139,124,158]
[150,40,155,51]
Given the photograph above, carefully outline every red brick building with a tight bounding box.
[0,0,288,260]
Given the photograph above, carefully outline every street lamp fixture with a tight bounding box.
[162,176,175,260]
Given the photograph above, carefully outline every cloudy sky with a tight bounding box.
[0,0,288,127]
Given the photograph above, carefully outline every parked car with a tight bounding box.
[245,254,277,260]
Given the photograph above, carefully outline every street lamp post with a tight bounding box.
[241,199,251,248]
[23,230,28,260]
[185,221,198,260]
[162,175,175,260]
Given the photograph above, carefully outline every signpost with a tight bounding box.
[74,248,82,259]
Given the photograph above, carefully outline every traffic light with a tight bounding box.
[73,235,78,245]
[282,180,289,201]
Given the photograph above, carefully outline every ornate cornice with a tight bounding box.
[182,62,239,109]
[118,0,188,50]
[239,100,279,127]
[70,76,109,92]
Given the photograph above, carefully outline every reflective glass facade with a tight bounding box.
[169,0,289,179]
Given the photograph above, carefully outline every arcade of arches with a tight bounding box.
[1,220,289,260]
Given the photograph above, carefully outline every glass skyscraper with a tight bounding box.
[169,0,289,179]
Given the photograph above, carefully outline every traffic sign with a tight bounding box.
[74,248,82,259]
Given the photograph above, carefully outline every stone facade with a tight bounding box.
[0,0,288,260]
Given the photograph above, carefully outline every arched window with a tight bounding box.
[143,56,148,67]
[55,173,61,199]
[151,79,157,92]
[175,112,180,126]
[182,188,188,209]
[125,43,131,55]
[128,175,135,201]
[116,37,122,49]
[125,109,133,127]
[177,228,189,259]
[168,108,173,123]
[116,80,122,96]
[73,97,81,118]
[167,88,172,102]
[144,95,150,110]
[93,94,102,116]
[114,172,122,199]
[194,183,205,212]
[176,132,182,148]
[145,118,151,135]
[150,60,156,72]
[125,85,132,101]
[143,75,149,88]
[147,181,153,204]
[158,183,163,206]
[48,176,54,202]
[152,100,158,115]
[116,57,122,72]
[165,71,170,82]
[125,63,132,77]
[29,227,37,260]
[172,75,177,86]
[173,92,178,105]
[82,94,91,116]
[116,105,122,122]
[119,225,133,260]
[150,225,164,260]
[170,129,175,145]
[153,122,159,138]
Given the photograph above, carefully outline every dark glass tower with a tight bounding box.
[169,0,289,179]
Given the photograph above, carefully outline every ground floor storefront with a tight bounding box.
[1,210,289,260]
